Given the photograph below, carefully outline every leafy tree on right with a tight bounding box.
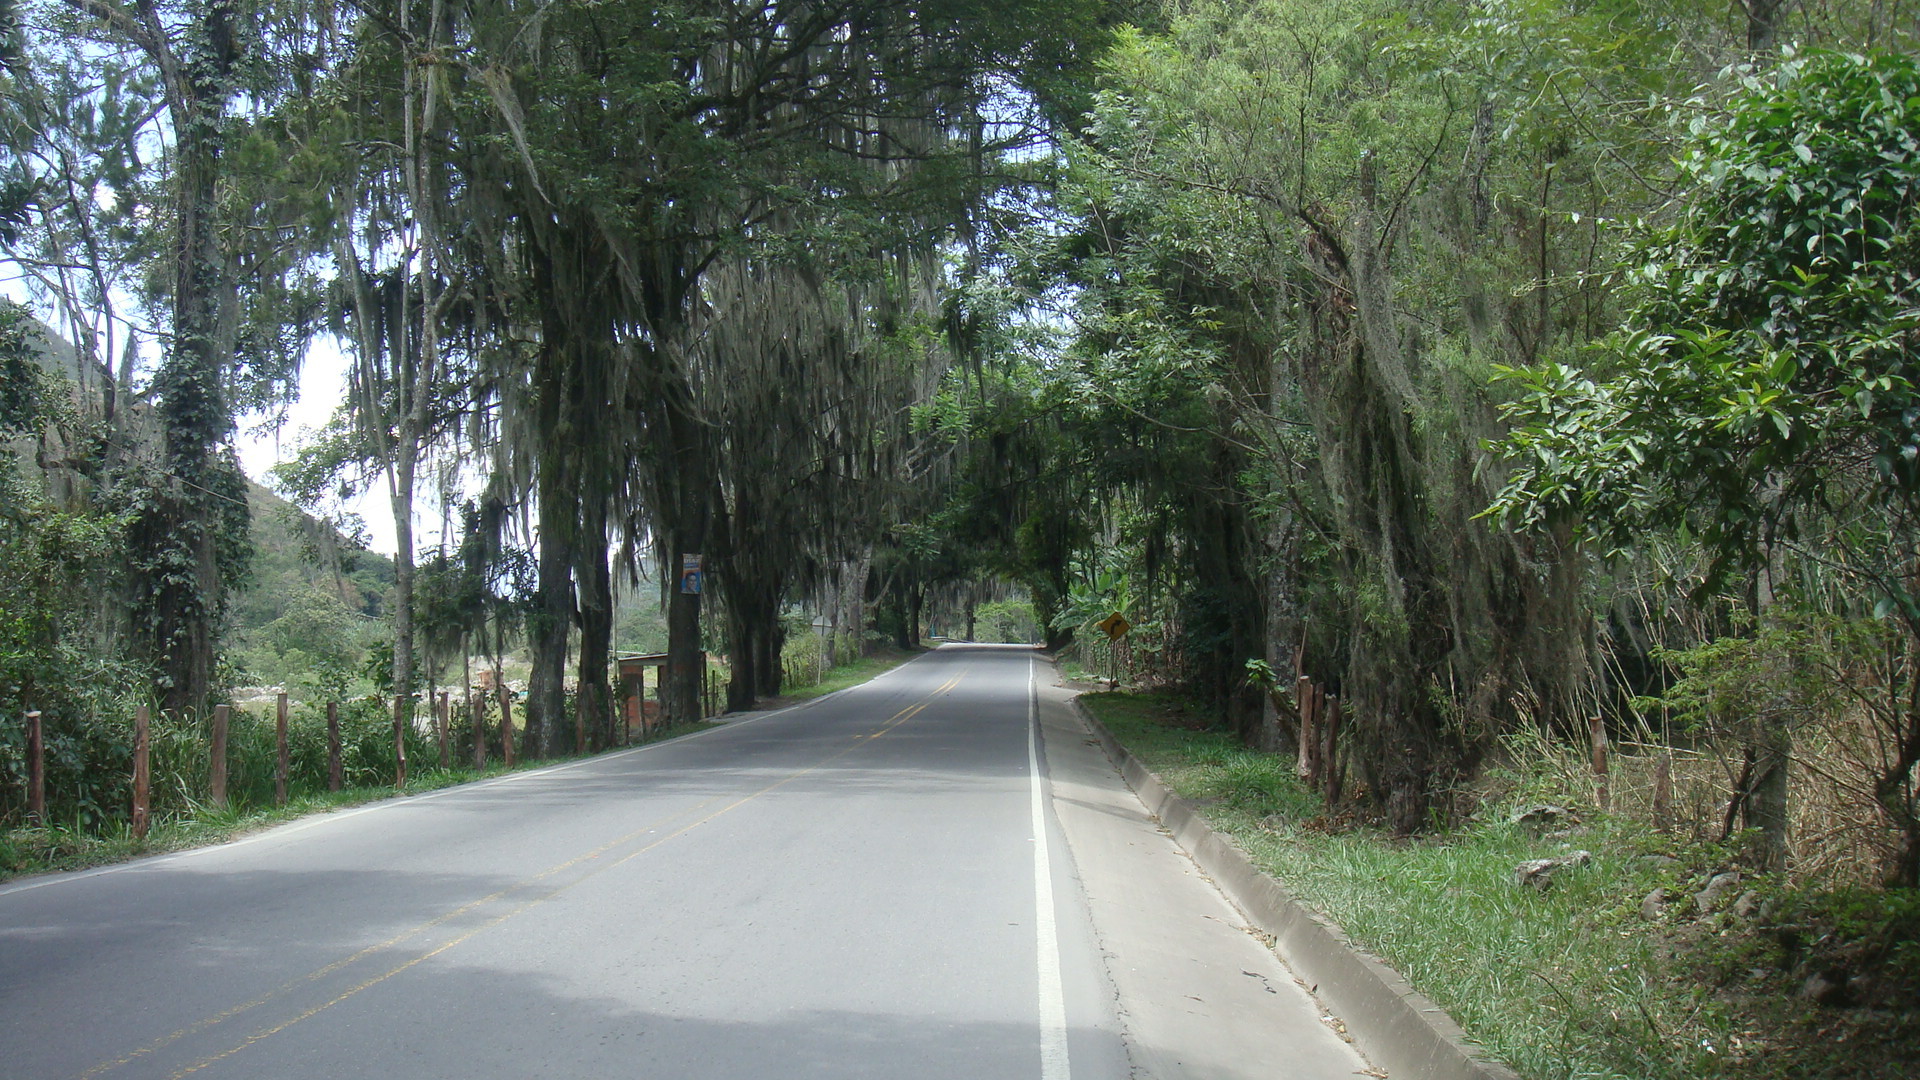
[1493,51,1920,884]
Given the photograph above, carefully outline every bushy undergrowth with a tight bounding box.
[778,642,921,700]
[1082,690,1920,1080]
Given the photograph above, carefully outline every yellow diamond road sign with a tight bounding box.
[1096,612,1131,641]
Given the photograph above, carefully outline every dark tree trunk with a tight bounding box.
[660,381,712,726]
[1746,0,1784,54]
[891,585,912,650]
[525,475,574,758]
[1184,460,1267,745]
[1293,182,1464,834]
[756,610,784,698]
[1876,700,1920,887]
[726,604,758,713]
[665,578,704,722]
[576,525,614,753]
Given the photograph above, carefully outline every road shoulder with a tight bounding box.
[1037,673,1375,1080]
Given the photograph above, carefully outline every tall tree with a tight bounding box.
[56,0,266,716]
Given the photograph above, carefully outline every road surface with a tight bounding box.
[0,645,1367,1079]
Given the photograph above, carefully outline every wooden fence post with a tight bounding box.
[471,691,486,770]
[1321,695,1343,805]
[1295,677,1316,779]
[210,705,229,809]
[392,696,408,790]
[275,692,290,806]
[1589,715,1611,814]
[327,702,342,792]
[133,705,151,839]
[498,686,516,768]
[1653,750,1673,833]
[436,692,451,768]
[26,710,44,825]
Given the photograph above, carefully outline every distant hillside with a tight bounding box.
[234,481,394,630]
[226,481,394,691]
[13,306,392,681]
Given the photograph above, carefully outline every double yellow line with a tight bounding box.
[865,671,961,739]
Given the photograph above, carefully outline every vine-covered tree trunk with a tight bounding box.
[389,443,417,753]
[1260,507,1301,755]
[101,0,249,719]
[1297,183,1465,834]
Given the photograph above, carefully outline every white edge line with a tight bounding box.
[1029,655,1072,1080]
[0,654,936,900]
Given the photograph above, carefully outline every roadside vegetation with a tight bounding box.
[4,0,1919,1068]
[0,766,518,883]
[0,638,920,882]
[1083,690,1920,1080]
[773,646,927,706]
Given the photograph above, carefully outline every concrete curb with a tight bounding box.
[1070,697,1522,1080]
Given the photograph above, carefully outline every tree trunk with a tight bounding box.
[849,551,872,657]
[389,442,418,758]
[576,526,614,753]
[1746,0,1784,54]
[123,6,243,720]
[525,475,575,758]
[1295,172,1462,834]
[665,577,704,722]
[1261,508,1301,755]
[1748,721,1791,871]
[757,610,784,698]
[726,602,758,713]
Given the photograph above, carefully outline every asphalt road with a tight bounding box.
[0,646,1133,1080]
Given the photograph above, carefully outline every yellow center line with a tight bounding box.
[869,702,927,737]
[131,674,971,1079]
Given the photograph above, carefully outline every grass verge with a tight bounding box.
[1080,690,1919,1080]
[0,722,715,885]
[756,646,925,707]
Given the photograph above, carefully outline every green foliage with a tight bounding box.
[0,300,45,432]
[1638,611,1869,741]
[1493,50,1920,599]
[973,599,1040,644]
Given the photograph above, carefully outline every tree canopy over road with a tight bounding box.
[6,0,1920,893]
